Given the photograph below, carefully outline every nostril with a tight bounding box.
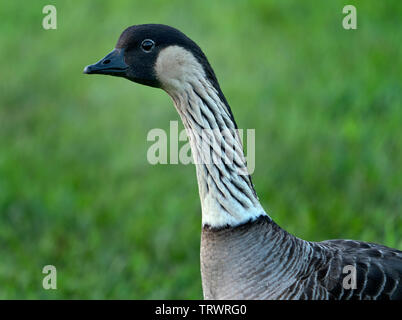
[102,59,111,65]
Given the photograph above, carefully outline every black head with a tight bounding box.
[83,24,220,89]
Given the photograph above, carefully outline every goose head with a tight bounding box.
[84,24,219,93]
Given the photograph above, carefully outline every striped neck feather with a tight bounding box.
[155,45,269,228]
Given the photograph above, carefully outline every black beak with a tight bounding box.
[83,48,128,76]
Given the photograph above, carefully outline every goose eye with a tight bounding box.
[141,39,155,52]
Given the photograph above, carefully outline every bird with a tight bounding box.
[84,24,402,300]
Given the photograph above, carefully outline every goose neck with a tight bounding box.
[167,77,268,228]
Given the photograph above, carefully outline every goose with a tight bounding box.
[84,24,402,300]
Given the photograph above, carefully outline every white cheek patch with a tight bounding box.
[155,46,205,92]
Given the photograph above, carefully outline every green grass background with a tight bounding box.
[0,0,401,299]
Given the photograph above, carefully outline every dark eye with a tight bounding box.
[141,39,155,52]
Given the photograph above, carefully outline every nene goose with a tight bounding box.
[84,24,402,300]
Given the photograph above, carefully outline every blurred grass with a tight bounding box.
[0,0,401,299]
